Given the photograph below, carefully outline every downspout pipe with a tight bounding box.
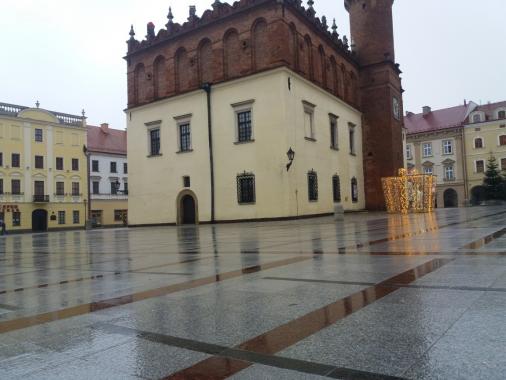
[202,83,215,223]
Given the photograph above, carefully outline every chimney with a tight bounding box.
[422,106,431,115]
[406,111,414,117]
[100,123,109,133]
[464,99,467,106]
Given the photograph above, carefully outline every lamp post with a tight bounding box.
[286,147,295,171]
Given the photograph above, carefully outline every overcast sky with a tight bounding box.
[1,0,504,129]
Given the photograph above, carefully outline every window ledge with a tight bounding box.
[309,199,318,203]
[176,149,194,154]
[234,140,255,145]
[238,202,256,205]
[305,137,317,142]
[147,154,163,158]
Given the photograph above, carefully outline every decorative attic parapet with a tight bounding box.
[0,102,85,127]
[125,0,355,60]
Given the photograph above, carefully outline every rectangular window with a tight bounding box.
[114,210,127,222]
[330,117,338,149]
[237,111,252,142]
[58,211,65,225]
[34,128,43,142]
[35,155,44,169]
[12,212,21,227]
[308,171,318,201]
[304,110,314,140]
[123,182,128,195]
[92,160,99,172]
[476,160,485,173]
[183,176,190,188]
[179,123,192,151]
[0,152,3,166]
[332,175,341,203]
[111,182,117,195]
[56,157,64,170]
[422,143,433,157]
[237,173,255,204]
[11,179,21,195]
[92,181,100,194]
[349,124,356,155]
[73,210,80,224]
[150,129,161,156]
[0,179,3,194]
[72,182,80,196]
[72,158,79,171]
[406,144,413,160]
[34,181,44,196]
[56,182,64,196]
[499,111,506,119]
[110,161,117,173]
[443,140,453,155]
[502,158,506,171]
[445,166,455,180]
[500,135,506,146]
[423,166,433,175]
[351,178,359,203]
[91,210,102,226]
[12,153,20,168]
[123,162,128,174]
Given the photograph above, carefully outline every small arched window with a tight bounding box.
[474,138,483,149]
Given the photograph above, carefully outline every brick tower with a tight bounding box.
[345,0,404,210]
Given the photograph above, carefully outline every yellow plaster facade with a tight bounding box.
[128,68,365,225]
[0,104,87,232]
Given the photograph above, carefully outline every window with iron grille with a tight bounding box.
[56,182,64,196]
[308,171,318,201]
[12,153,20,168]
[72,158,79,171]
[474,138,483,149]
[114,209,127,222]
[237,173,255,204]
[92,181,99,194]
[476,160,485,173]
[73,210,80,224]
[34,128,43,142]
[56,157,64,170]
[183,176,191,188]
[92,160,99,172]
[150,129,161,155]
[72,182,80,196]
[179,123,192,151]
[110,161,117,173]
[58,211,65,225]
[332,175,341,203]
[35,155,44,169]
[351,177,359,203]
[11,179,21,195]
[237,111,252,142]
[12,212,21,227]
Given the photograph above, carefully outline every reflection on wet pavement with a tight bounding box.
[1,207,506,379]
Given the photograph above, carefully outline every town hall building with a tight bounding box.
[125,0,404,225]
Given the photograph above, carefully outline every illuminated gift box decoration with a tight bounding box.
[381,169,436,214]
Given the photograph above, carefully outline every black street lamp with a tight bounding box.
[286,147,295,171]
[114,180,121,194]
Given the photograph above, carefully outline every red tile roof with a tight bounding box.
[473,101,506,119]
[87,125,127,155]
[405,103,475,135]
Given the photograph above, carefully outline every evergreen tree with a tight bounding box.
[483,156,503,200]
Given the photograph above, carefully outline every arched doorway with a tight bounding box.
[471,186,486,206]
[176,190,199,225]
[32,209,48,232]
[443,189,458,208]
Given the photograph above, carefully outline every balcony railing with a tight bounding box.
[0,102,28,116]
[33,195,50,203]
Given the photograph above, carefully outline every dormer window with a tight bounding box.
[472,114,482,123]
[498,110,506,120]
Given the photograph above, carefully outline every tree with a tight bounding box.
[483,156,504,200]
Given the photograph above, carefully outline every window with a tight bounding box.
[349,124,356,155]
[303,101,315,140]
[123,162,128,174]
[72,158,79,171]
[422,143,432,157]
[472,114,482,123]
[73,210,80,224]
[149,129,161,156]
[92,160,99,172]
[110,161,117,173]
[114,210,128,222]
[237,173,255,204]
[307,170,318,201]
[0,152,3,166]
[11,179,21,195]
[58,211,65,225]
[12,212,21,227]
[34,128,43,142]
[56,157,64,170]
[393,97,401,120]
[475,138,483,149]
[178,123,192,151]
[442,140,453,155]
[12,153,20,168]
[237,111,252,142]
[56,182,64,196]
[351,177,359,203]
[72,182,80,196]
[476,160,485,173]
[499,110,506,119]
[501,158,506,171]
[123,182,128,195]
[35,155,44,169]
[332,175,341,203]
[406,145,412,160]
[330,116,338,149]
[91,210,102,226]
[34,181,44,196]
[111,182,117,195]
[500,135,506,146]
[423,166,433,175]
[92,181,100,194]
[183,176,191,188]
[0,179,3,194]
[445,166,455,181]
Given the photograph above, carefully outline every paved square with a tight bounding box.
[1,207,506,379]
